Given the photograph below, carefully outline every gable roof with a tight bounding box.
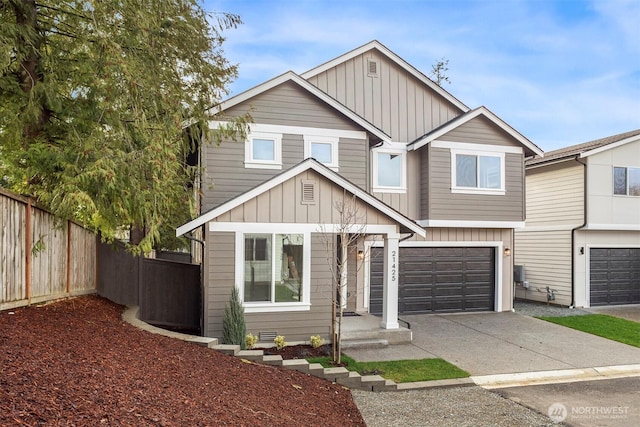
[407,106,544,156]
[301,40,469,113]
[176,158,426,238]
[213,71,390,142]
[526,129,640,167]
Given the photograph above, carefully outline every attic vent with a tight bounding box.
[259,331,278,341]
[367,59,378,77]
[301,180,316,205]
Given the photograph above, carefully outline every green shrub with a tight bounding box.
[222,287,246,349]
[245,333,258,350]
[310,335,324,349]
[274,335,287,350]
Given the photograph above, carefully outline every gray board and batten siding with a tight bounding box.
[305,48,463,143]
[209,169,398,228]
[204,81,369,212]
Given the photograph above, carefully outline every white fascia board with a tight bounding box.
[417,219,525,229]
[409,107,544,157]
[214,71,390,142]
[579,135,640,158]
[177,159,426,238]
[301,40,469,112]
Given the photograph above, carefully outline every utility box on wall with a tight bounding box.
[514,265,525,283]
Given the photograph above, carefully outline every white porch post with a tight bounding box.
[381,233,400,329]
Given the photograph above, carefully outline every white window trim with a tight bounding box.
[244,131,282,170]
[613,166,640,197]
[234,228,311,313]
[303,135,339,171]
[450,148,506,195]
[372,145,407,193]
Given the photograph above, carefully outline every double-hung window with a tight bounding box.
[245,131,282,169]
[451,149,505,194]
[613,166,640,196]
[240,231,310,312]
[304,135,339,170]
[372,146,406,193]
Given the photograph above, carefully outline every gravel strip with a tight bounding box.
[351,386,564,427]
[513,300,591,317]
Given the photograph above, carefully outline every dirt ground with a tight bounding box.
[0,295,365,426]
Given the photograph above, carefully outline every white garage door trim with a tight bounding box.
[364,240,504,312]
[586,244,640,307]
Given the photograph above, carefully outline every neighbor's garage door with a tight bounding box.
[370,247,495,315]
[590,248,640,306]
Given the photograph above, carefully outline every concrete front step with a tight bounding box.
[341,338,388,349]
[341,328,412,345]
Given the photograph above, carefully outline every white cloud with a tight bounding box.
[207,0,640,151]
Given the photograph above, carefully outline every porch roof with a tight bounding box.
[176,158,425,238]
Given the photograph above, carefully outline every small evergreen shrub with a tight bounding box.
[222,287,246,349]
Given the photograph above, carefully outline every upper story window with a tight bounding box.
[372,146,406,193]
[304,135,339,170]
[451,148,505,195]
[245,131,282,169]
[614,166,640,196]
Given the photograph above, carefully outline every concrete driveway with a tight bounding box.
[344,311,640,377]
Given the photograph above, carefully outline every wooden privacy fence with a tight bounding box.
[97,241,201,332]
[0,188,97,310]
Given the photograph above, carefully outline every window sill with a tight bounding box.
[244,161,282,170]
[243,303,311,313]
[451,187,505,196]
[372,187,407,194]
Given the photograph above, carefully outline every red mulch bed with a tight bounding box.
[0,295,365,426]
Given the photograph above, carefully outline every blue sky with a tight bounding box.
[204,0,639,152]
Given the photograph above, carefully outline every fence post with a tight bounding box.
[66,220,71,294]
[25,198,32,303]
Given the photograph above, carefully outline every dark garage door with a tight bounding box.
[590,248,640,306]
[370,246,495,315]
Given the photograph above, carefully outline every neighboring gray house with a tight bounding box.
[178,41,543,341]
[515,130,640,307]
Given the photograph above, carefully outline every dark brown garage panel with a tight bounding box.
[370,246,495,315]
[590,248,640,306]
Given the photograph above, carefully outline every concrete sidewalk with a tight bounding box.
[344,311,640,387]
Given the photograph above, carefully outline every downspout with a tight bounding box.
[570,156,588,308]
[185,229,206,336]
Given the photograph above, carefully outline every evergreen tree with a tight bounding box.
[222,287,246,349]
[0,0,249,253]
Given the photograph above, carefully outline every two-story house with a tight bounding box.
[177,41,543,342]
[514,130,640,308]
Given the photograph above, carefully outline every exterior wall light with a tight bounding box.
[357,250,364,260]
[504,248,511,256]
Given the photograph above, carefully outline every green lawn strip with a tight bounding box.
[536,314,640,348]
[306,355,469,383]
